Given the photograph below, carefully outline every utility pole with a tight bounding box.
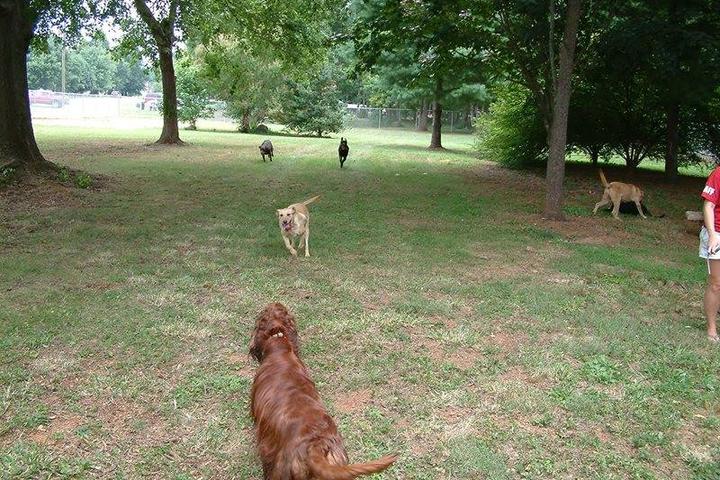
[61,46,66,94]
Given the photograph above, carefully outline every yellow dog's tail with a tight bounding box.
[598,169,609,188]
[302,195,321,206]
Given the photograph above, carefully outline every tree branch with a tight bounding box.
[133,0,167,46]
[497,8,551,130]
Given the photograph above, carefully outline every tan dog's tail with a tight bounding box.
[308,448,397,480]
[302,195,321,206]
[598,169,609,188]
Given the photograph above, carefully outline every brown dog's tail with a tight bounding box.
[307,449,397,480]
[302,195,321,206]
[598,169,609,188]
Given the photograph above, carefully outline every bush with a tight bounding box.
[57,166,70,182]
[176,56,213,130]
[75,172,92,189]
[280,66,345,137]
[0,167,16,186]
[475,84,546,169]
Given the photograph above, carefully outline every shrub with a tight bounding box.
[176,56,213,130]
[475,84,546,169]
[57,166,70,182]
[0,167,16,186]
[280,66,345,137]
[75,172,92,189]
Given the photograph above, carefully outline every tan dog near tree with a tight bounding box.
[592,169,646,220]
[276,195,320,257]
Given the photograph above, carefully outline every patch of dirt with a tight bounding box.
[497,365,554,389]
[413,335,444,362]
[674,417,715,463]
[486,331,529,353]
[541,215,636,245]
[25,411,84,446]
[91,399,172,447]
[1,172,111,218]
[359,291,393,312]
[1,176,82,214]
[83,280,123,292]
[447,348,482,370]
[438,405,474,423]
[462,162,545,192]
[439,406,477,441]
[334,389,373,414]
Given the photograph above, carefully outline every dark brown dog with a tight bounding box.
[249,303,397,480]
[338,138,349,168]
[259,140,274,162]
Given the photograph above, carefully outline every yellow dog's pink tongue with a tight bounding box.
[283,224,292,231]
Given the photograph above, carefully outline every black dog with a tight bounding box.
[338,137,349,168]
[613,201,664,217]
[259,139,274,162]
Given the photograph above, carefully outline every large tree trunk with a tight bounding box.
[429,79,443,149]
[0,0,54,173]
[240,111,250,133]
[157,46,181,144]
[543,0,582,220]
[134,0,181,145]
[589,148,599,166]
[665,102,680,180]
[416,99,428,131]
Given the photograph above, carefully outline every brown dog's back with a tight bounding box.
[250,303,396,480]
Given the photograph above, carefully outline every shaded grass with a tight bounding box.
[1,125,719,479]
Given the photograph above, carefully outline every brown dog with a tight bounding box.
[277,195,320,257]
[249,303,397,480]
[592,169,646,220]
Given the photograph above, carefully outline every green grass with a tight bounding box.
[1,125,719,479]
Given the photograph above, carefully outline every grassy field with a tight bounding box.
[1,125,719,479]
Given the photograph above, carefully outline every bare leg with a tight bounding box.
[593,198,611,214]
[705,259,720,341]
[634,200,647,219]
[283,236,297,256]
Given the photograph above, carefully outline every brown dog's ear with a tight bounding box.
[249,322,269,362]
[249,339,263,362]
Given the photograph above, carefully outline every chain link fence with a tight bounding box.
[29,92,476,133]
[344,106,476,133]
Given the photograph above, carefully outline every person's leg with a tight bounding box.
[704,259,720,341]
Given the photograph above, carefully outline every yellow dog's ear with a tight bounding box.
[290,206,296,213]
[276,209,281,217]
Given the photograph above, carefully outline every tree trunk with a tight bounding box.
[665,102,680,181]
[157,46,181,144]
[0,0,54,173]
[416,99,428,131]
[134,0,181,145]
[590,148,599,166]
[429,79,443,149]
[543,0,582,220]
[240,111,250,133]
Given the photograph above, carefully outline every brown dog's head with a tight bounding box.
[277,207,295,232]
[249,303,300,362]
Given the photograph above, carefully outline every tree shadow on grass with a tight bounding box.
[379,143,476,158]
